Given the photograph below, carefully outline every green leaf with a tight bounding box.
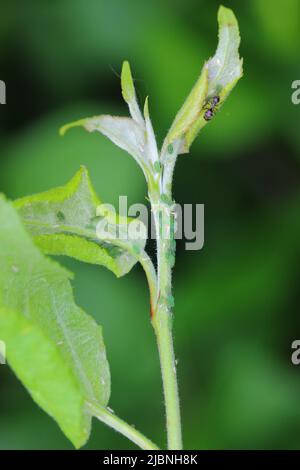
[15,167,146,277]
[121,60,144,126]
[164,66,208,148]
[164,5,243,154]
[0,196,110,448]
[121,61,135,103]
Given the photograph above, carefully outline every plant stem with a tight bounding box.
[152,307,182,449]
[86,401,159,450]
[149,172,183,449]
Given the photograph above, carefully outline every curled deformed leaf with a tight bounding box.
[206,6,243,97]
[164,5,243,154]
[60,115,144,161]
[59,62,162,182]
[15,167,146,277]
[0,196,110,448]
[60,116,152,180]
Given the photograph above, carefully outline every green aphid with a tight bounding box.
[132,244,141,256]
[108,246,121,257]
[168,217,176,241]
[166,250,175,268]
[167,143,174,154]
[154,161,162,173]
[167,294,175,308]
[56,211,65,222]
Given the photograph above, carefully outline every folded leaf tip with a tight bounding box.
[164,5,243,154]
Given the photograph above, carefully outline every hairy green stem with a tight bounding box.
[152,299,182,449]
[86,402,159,450]
[149,176,183,449]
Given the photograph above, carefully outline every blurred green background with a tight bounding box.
[1,0,300,450]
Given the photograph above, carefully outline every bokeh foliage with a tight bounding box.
[0,0,300,449]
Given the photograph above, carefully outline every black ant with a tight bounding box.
[203,95,220,121]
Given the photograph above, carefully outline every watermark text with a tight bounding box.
[0,340,6,365]
[95,197,204,251]
[291,80,300,105]
[0,80,6,104]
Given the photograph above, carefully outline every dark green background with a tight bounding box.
[1,0,300,450]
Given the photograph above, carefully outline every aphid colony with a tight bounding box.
[203,95,220,121]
